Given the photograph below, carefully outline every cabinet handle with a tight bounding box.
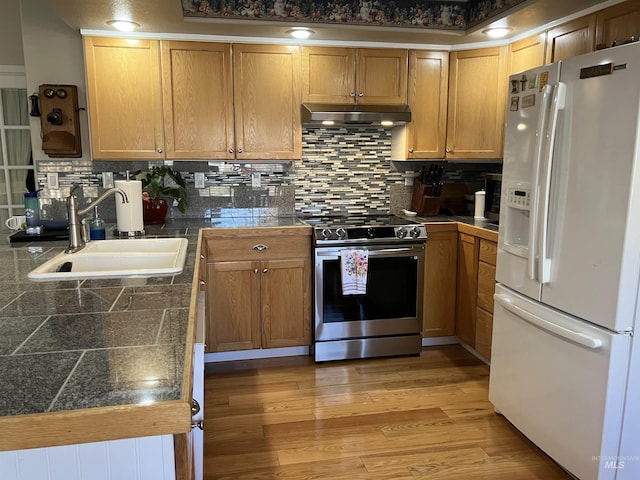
[262,268,268,273]
[191,399,200,415]
[253,268,259,274]
[237,148,243,154]
[358,92,364,97]
[192,420,204,430]
[199,280,206,286]
[445,148,453,154]
[228,147,234,153]
[157,148,163,154]
[350,92,356,97]
[408,148,414,153]
[252,244,268,251]
[200,254,205,259]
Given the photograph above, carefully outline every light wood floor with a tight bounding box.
[203,345,573,480]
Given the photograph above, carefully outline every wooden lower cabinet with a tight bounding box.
[204,228,312,353]
[475,238,497,360]
[455,232,478,346]
[422,228,457,337]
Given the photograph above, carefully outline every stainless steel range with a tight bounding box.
[307,215,427,362]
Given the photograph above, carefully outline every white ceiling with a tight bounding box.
[43,0,621,47]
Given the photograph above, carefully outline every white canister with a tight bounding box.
[114,179,144,233]
[474,190,486,219]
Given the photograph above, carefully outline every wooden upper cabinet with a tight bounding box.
[404,50,449,159]
[233,44,302,160]
[596,0,640,50]
[356,49,408,104]
[302,47,356,104]
[161,41,234,160]
[84,37,164,160]
[446,46,508,160]
[302,47,408,104]
[509,33,546,75]
[546,14,596,63]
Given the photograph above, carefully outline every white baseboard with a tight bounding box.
[204,346,310,363]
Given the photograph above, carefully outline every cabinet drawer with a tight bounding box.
[477,261,496,313]
[206,236,310,261]
[479,239,497,265]
[475,307,493,360]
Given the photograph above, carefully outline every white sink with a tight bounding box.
[28,238,189,282]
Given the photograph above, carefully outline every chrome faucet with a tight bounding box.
[66,184,129,253]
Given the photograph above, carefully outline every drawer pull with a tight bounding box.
[192,420,204,430]
[252,244,268,251]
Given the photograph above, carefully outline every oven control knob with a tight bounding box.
[396,227,407,238]
[410,227,422,238]
[321,228,333,240]
[367,228,376,238]
[336,228,346,239]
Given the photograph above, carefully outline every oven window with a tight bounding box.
[321,256,418,322]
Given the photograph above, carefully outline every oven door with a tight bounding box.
[314,243,424,341]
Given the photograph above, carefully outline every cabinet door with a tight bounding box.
[477,260,496,313]
[261,258,311,348]
[509,33,546,75]
[447,47,508,160]
[84,37,164,160]
[356,49,408,104]
[405,51,448,159]
[475,307,493,360]
[455,233,478,346]
[206,261,260,352]
[161,41,234,160]
[423,230,457,337]
[302,46,356,104]
[546,15,596,63]
[595,0,640,50]
[233,44,302,160]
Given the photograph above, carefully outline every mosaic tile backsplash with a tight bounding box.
[34,128,501,221]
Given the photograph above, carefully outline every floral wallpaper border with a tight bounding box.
[182,0,527,31]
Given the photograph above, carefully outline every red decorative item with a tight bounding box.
[143,198,168,225]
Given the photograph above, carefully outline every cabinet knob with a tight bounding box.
[200,253,205,259]
[350,92,356,97]
[157,148,163,154]
[358,92,364,97]
[445,148,453,154]
[237,148,243,154]
[252,244,268,251]
[253,268,259,274]
[191,399,201,415]
[262,268,268,273]
[408,148,414,153]
[192,420,204,430]
[199,280,206,286]
[228,148,234,153]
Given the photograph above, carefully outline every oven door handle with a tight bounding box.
[315,246,424,258]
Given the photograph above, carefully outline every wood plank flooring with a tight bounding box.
[203,345,573,480]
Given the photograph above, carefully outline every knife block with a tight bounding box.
[410,180,442,216]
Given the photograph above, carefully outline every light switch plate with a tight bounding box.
[251,172,261,188]
[195,172,205,189]
[46,172,59,189]
[102,172,114,188]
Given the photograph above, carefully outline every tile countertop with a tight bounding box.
[0,214,494,452]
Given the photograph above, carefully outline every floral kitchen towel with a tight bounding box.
[341,249,369,295]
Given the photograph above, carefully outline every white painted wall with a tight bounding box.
[20,0,91,163]
[0,0,24,65]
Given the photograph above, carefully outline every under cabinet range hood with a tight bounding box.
[301,103,411,127]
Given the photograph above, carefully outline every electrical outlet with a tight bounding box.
[251,172,261,188]
[102,172,114,188]
[46,172,59,189]
[195,172,205,189]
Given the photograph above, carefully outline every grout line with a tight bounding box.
[47,350,86,412]
[11,314,51,355]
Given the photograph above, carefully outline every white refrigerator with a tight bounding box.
[489,43,640,480]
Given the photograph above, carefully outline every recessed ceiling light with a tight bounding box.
[287,27,315,39]
[107,20,140,32]
[482,27,513,39]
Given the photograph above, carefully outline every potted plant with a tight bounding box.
[136,166,188,224]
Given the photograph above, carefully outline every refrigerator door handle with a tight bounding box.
[538,82,567,284]
[495,293,603,349]
[528,84,555,281]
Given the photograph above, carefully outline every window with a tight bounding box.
[0,67,33,228]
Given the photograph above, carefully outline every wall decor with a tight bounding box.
[182,0,527,32]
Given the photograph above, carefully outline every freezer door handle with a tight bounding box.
[494,293,603,349]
